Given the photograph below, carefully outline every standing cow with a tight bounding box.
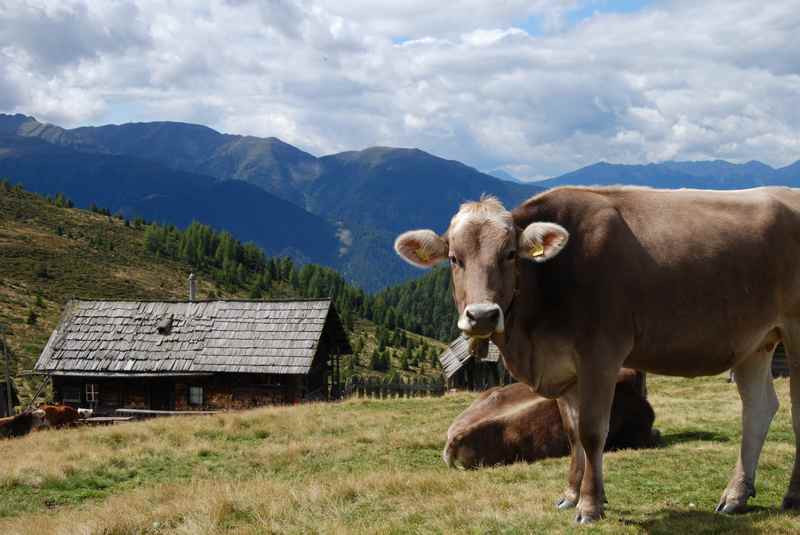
[39,404,82,428]
[395,187,800,523]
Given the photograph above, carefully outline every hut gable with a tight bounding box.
[439,335,501,380]
[35,299,351,377]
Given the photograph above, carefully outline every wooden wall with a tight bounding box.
[52,373,312,415]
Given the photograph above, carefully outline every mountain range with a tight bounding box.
[0,113,541,290]
[1,112,798,291]
[535,159,800,190]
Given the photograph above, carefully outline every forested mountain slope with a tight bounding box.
[0,184,446,404]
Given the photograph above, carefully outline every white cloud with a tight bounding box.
[313,0,580,38]
[0,0,799,177]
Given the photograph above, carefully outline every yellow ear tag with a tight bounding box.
[530,242,545,258]
[416,247,430,263]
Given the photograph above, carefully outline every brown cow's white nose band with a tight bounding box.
[458,303,505,335]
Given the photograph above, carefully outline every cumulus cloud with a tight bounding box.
[1,0,799,178]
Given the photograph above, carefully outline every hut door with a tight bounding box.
[150,382,173,410]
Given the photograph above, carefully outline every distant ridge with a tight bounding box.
[537,158,800,190]
[486,168,526,184]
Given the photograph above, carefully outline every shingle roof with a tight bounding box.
[439,335,501,379]
[35,299,351,377]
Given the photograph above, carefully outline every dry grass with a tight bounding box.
[2,374,800,534]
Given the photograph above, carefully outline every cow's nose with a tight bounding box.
[466,307,499,323]
[459,303,504,336]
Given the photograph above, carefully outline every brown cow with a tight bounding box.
[444,369,658,469]
[395,186,800,522]
[0,410,49,438]
[38,404,82,428]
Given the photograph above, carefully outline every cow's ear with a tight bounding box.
[518,222,569,263]
[394,230,449,268]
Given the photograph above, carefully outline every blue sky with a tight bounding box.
[518,0,657,36]
[1,0,798,180]
[568,0,656,22]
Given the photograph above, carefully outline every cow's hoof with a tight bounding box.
[716,483,754,514]
[715,495,748,514]
[574,503,604,524]
[574,511,603,524]
[556,497,577,510]
[715,501,746,515]
[781,494,800,511]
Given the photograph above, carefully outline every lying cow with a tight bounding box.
[444,369,658,469]
[396,186,800,522]
[0,410,49,439]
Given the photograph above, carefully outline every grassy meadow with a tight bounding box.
[1,374,799,534]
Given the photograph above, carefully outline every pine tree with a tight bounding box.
[369,349,382,371]
[399,350,409,371]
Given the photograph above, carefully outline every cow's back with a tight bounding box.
[513,186,800,376]
[41,404,81,427]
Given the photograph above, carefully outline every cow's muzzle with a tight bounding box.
[458,303,504,337]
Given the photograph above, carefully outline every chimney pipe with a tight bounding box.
[188,273,196,302]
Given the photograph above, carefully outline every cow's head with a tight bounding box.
[29,409,50,430]
[394,195,568,339]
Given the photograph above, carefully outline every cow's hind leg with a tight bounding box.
[781,322,800,510]
[557,389,584,510]
[716,345,779,514]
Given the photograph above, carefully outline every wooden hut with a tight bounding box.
[439,336,511,390]
[34,299,351,414]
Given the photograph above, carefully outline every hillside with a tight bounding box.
[372,265,459,342]
[0,134,341,265]
[1,374,798,534]
[0,182,222,400]
[0,184,445,403]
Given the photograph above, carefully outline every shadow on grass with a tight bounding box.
[630,508,771,535]
[659,430,730,447]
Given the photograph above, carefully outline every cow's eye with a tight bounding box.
[506,250,516,261]
[449,255,463,268]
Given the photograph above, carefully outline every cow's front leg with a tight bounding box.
[557,388,583,510]
[575,369,618,524]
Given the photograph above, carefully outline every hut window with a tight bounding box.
[62,385,81,403]
[86,383,99,403]
[188,386,203,406]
